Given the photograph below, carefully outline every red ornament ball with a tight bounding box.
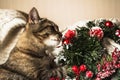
[86,71,93,78]
[105,21,113,28]
[72,65,79,74]
[50,77,56,80]
[79,64,87,72]
[50,77,60,80]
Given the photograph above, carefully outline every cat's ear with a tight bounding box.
[28,7,40,24]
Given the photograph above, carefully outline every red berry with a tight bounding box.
[117,64,120,68]
[115,29,120,37]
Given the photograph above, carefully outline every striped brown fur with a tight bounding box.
[0,7,66,80]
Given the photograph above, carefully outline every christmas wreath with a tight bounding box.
[60,19,120,80]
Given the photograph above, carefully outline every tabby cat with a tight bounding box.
[0,7,66,80]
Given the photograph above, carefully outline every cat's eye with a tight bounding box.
[45,33,49,36]
[51,26,55,31]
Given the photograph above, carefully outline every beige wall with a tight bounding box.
[0,0,120,30]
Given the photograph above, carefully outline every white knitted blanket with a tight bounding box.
[0,9,26,64]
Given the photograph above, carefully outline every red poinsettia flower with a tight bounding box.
[64,30,76,39]
[89,27,104,39]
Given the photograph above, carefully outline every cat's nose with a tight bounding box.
[58,33,62,39]
[59,33,62,38]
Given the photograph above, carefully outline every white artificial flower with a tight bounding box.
[109,18,120,27]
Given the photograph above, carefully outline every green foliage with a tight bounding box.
[63,27,103,78]
[87,21,120,43]
[62,19,120,79]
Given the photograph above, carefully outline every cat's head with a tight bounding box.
[16,7,62,58]
[21,7,62,48]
